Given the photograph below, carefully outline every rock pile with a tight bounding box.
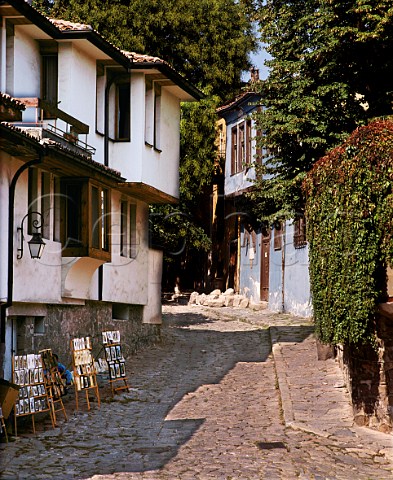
[188,289,268,311]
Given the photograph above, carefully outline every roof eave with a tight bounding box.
[57,31,130,69]
[130,62,205,101]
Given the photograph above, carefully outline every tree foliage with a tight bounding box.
[47,0,258,98]
[303,119,393,346]
[249,1,393,222]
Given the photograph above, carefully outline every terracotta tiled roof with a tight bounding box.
[49,21,170,67]
[49,19,93,32]
[41,138,123,179]
[216,91,258,114]
[1,122,122,179]
[121,51,169,66]
[0,93,25,110]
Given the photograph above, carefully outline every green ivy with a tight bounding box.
[303,118,393,346]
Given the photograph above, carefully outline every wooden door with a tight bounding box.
[260,229,270,301]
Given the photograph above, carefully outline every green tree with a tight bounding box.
[249,0,393,222]
[47,0,258,98]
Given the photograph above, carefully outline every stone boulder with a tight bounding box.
[189,291,199,304]
[223,288,235,296]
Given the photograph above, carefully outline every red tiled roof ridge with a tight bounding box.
[49,18,93,32]
[121,50,168,65]
[216,91,259,113]
[48,21,171,68]
[41,138,122,178]
[1,122,122,178]
[0,92,26,110]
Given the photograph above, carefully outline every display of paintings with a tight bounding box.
[95,358,108,374]
[71,337,97,392]
[13,353,50,417]
[72,336,92,351]
[102,330,127,381]
[102,330,120,345]
[40,349,65,399]
[13,354,44,387]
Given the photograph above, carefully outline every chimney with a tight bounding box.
[250,67,259,83]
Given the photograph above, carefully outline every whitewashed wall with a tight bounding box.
[58,42,97,135]
[141,88,180,199]
[100,193,149,305]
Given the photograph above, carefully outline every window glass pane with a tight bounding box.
[246,119,252,165]
[65,183,82,246]
[274,223,282,251]
[239,124,245,170]
[129,204,137,258]
[294,217,307,249]
[53,177,61,242]
[41,172,51,239]
[145,80,154,144]
[96,72,105,134]
[154,88,161,149]
[117,83,130,139]
[231,127,237,174]
[120,201,127,257]
[101,189,110,251]
[91,186,100,249]
[42,55,58,104]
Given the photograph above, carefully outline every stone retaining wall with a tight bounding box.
[336,312,393,433]
[15,301,161,368]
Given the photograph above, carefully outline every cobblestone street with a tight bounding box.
[0,304,392,479]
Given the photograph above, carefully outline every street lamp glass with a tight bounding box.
[28,232,46,259]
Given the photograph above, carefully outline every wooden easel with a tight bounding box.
[71,337,100,410]
[12,354,54,436]
[102,330,130,396]
[39,349,68,425]
[0,407,7,443]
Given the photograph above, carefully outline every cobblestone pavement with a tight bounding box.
[0,304,392,480]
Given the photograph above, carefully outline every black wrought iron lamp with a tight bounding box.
[17,211,46,259]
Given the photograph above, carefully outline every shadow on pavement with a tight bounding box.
[0,311,315,480]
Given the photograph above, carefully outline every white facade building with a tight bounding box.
[0,0,202,379]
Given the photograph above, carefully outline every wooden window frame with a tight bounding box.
[294,217,307,249]
[28,168,60,242]
[238,122,245,172]
[245,119,252,166]
[129,203,137,258]
[41,172,51,240]
[115,82,130,141]
[120,201,137,258]
[41,53,58,119]
[120,201,128,257]
[274,222,282,251]
[61,178,111,261]
[231,126,238,174]
[153,84,162,151]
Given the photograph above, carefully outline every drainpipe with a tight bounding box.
[0,155,43,377]
[281,221,286,312]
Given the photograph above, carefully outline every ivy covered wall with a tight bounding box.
[303,119,393,346]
